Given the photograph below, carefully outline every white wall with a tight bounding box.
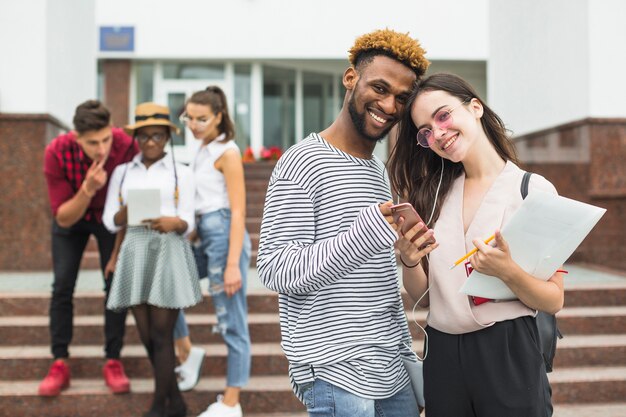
[588,0,626,118]
[0,0,95,126]
[488,0,590,136]
[96,0,488,60]
[0,0,48,114]
[45,0,97,127]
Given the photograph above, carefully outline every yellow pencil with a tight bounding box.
[449,234,496,269]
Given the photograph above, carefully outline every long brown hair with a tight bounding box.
[387,73,518,227]
[187,86,235,141]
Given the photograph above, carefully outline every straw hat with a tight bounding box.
[124,102,180,136]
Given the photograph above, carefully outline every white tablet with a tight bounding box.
[126,188,161,226]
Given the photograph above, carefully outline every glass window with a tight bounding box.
[163,62,225,80]
[234,64,251,151]
[135,62,154,103]
[303,72,335,135]
[336,75,346,112]
[167,93,186,146]
[263,66,295,151]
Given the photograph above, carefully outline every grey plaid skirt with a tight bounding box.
[107,226,202,311]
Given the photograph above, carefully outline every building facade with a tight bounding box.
[1,0,625,270]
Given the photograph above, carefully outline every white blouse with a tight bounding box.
[191,134,240,216]
[103,153,195,235]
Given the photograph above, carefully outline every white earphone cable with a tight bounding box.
[409,157,444,362]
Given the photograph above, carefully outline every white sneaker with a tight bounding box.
[177,346,205,391]
[197,395,242,417]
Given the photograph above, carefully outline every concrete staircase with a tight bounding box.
[0,281,625,416]
[0,291,304,417]
[242,161,275,267]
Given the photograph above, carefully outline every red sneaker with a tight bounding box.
[38,360,70,396]
[103,359,130,394]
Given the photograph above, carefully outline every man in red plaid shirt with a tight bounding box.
[40,100,139,396]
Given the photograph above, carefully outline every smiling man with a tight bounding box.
[41,100,138,397]
[257,30,429,417]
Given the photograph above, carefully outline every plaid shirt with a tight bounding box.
[61,145,90,195]
[44,128,138,224]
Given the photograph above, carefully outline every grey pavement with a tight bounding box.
[0,263,624,294]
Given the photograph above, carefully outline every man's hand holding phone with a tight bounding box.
[379,201,397,230]
[391,203,439,268]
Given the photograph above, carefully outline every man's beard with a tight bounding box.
[347,93,394,142]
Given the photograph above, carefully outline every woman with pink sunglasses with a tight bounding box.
[387,73,564,416]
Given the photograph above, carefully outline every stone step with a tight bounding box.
[553,403,626,417]
[2,333,624,381]
[549,366,626,403]
[85,236,99,252]
[247,203,265,218]
[246,190,267,201]
[554,334,626,368]
[3,283,625,317]
[1,368,623,417]
[244,181,271,192]
[245,217,262,234]
[0,305,624,346]
[0,313,283,346]
[556,306,626,334]
[0,343,288,380]
[0,291,279,316]
[250,233,260,255]
[0,375,304,417]
[563,282,626,307]
[79,251,101,271]
[243,161,276,175]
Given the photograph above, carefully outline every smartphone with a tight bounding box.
[390,203,436,246]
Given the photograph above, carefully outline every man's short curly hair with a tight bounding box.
[348,29,429,78]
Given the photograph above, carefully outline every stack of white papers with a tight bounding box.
[460,191,606,300]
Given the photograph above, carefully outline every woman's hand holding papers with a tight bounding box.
[470,230,565,313]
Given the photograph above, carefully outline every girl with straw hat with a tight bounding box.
[103,102,202,417]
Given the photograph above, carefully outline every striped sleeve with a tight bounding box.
[257,178,397,295]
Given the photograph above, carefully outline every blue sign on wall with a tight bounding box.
[100,27,134,52]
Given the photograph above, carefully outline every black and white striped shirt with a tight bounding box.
[257,133,412,400]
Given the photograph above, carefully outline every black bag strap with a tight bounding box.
[521,171,532,199]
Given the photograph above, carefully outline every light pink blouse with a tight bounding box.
[427,161,558,334]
